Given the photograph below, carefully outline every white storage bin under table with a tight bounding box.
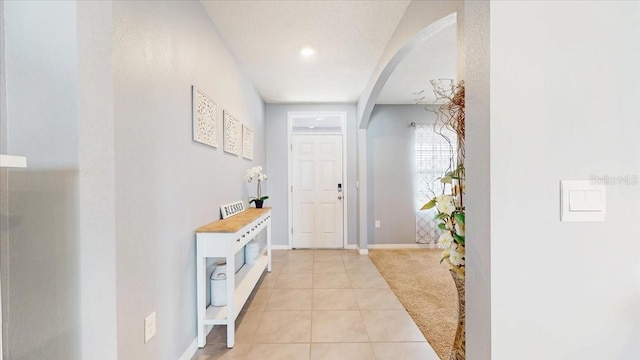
[195,207,272,348]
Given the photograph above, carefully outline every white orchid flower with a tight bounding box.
[435,194,456,215]
[438,231,454,249]
[449,250,465,266]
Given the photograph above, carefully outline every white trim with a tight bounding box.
[271,245,290,250]
[357,247,369,255]
[287,111,348,250]
[367,243,434,249]
[345,244,357,250]
[178,338,198,360]
[0,154,27,168]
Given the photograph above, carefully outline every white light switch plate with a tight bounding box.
[561,180,606,222]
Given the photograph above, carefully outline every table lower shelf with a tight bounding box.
[202,254,269,325]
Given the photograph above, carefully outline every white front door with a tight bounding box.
[291,134,344,249]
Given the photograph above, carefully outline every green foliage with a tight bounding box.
[249,196,269,204]
[421,199,436,210]
[454,212,465,224]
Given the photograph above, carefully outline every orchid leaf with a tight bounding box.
[453,233,465,245]
[454,213,465,224]
[421,199,436,210]
[433,212,448,221]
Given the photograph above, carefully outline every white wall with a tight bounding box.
[464,1,491,359]
[112,1,265,358]
[265,104,358,247]
[3,1,266,359]
[366,105,436,245]
[77,1,118,359]
[0,1,7,359]
[487,1,640,358]
[3,1,81,359]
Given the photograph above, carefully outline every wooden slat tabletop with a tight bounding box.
[196,207,271,233]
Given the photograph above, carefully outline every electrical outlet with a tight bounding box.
[375,220,380,228]
[144,312,157,343]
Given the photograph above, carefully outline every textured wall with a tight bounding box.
[3,1,81,359]
[112,1,265,358]
[0,1,7,356]
[489,1,640,358]
[464,0,490,358]
[366,105,436,245]
[77,1,118,359]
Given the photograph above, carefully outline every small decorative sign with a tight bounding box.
[220,200,245,219]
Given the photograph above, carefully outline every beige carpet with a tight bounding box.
[368,249,457,360]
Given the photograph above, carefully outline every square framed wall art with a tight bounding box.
[191,86,218,148]
[242,124,253,160]
[223,110,241,156]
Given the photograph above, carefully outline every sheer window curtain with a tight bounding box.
[415,123,456,245]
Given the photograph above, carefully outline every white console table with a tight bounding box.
[195,207,272,348]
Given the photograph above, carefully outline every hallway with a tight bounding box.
[193,250,439,359]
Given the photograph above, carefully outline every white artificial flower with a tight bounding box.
[438,231,455,249]
[449,250,465,267]
[245,174,252,182]
[258,174,266,181]
[257,166,262,172]
[436,194,455,215]
[435,194,453,204]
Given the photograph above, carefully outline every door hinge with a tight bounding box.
[290,144,293,151]
[291,185,293,193]
[291,227,293,234]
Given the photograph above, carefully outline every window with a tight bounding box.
[415,123,456,245]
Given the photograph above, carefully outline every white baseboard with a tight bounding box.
[368,243,435,249]
[272,245,359,251]
[356,245,369,255]
[179,338,198,360]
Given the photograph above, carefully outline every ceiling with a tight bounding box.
[376,23,457,104]
[201,0,456,105]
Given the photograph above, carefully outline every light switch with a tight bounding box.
[568,190,587,211]
[561,180,606,222]
[584,190,603,211]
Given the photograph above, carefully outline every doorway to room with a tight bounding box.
[287,112,347,249]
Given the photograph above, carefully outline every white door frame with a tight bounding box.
[287,111,348,249]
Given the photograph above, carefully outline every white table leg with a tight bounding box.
[196,254,206,347]
[226,251,235,348]
[267,219,272,272]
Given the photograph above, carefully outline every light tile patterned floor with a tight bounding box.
[192,250,439,360]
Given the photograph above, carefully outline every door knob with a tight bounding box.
[338,195,343,200]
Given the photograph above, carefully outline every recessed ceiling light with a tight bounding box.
[315,117,323,121]
[300,46,315,57]
[308,125,315,129]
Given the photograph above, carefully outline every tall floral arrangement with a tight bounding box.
[245,166,269,205]
[421,80,465,277]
